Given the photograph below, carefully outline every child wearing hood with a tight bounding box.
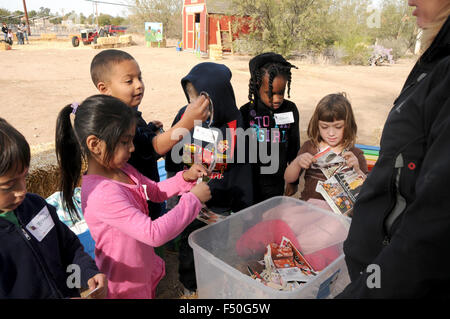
[165,62,253,295]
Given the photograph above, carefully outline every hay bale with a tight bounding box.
[27,149,60,198]
[149,39,166,48]
[40,33,57,41]
[27,145,87,199]
[0,42,11,51]
[209,44,223,61]
[119,35,132,44]
[97,36,118,45]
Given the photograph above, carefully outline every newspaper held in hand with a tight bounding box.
[311,146,346,179]
[316,169,365,216]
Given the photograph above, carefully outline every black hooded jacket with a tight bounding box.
[0,194,100,298]
[240,98,300,202]
[165,62,253,214]
[338,17,450,298]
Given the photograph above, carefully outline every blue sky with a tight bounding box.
[0,0,131,17]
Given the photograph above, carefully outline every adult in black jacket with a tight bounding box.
[2,22,8,42]
[338,0,450,298]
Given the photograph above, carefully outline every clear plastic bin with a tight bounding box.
[189,196,351,299]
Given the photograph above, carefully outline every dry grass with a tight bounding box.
[27,143,60,198]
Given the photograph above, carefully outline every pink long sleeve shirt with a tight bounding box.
[81,164,202,299]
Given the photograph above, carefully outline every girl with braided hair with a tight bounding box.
[240,52,300,203]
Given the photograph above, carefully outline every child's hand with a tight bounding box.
[297,153,315,169]
[190,182,212,203]
[184,95,211,125]
[183,164,208,182]
[86,273,108,299]
[343,151,360,172]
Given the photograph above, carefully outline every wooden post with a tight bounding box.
[22,0,31,35]
[216,20,221,46]
[228,21,233,55]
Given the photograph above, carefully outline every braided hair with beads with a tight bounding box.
[248,52,297,105]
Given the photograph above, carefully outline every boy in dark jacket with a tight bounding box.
[165,62,253,293]
[90,49,210,219]
[0,118,107,298]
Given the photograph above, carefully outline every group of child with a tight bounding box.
[0,49,367,299]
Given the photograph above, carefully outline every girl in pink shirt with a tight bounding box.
[55,95,211,298]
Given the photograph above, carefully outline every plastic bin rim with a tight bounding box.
[189,233,348,297]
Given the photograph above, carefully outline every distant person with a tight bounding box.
[6,28,13,45]
[239,52,300,203]
[337,0,450,298]
[90,49,210,220]
[16,23,24,45]
[1,22,8,42]
[0,117,107,299]
[21,23,29,44]
[284,93,368,204]
[55,94,211,299]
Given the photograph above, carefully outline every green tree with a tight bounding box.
[373,0,417,57]
[0,8,11,21]
[98,13,113,26]
[38,7,51,17]
[231,0,336,57]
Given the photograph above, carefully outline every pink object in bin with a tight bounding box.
[236,219,300,258]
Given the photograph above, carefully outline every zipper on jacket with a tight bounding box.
[21,227,31,240]
[16,216,65,298]
[392,72,427,113]
[379,154,403,246]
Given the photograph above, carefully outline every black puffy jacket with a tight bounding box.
[338,17,450,298]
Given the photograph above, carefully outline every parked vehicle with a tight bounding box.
[71,25,127,47]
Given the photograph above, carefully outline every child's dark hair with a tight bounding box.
[248,52,297,103]
[55,94,136,215]
[307,93,358,149]
[0,118,30,177]
[90,49,135,86]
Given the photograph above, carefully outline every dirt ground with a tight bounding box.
[0,36,416,299]
[1,36,415,147]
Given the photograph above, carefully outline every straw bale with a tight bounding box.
[40,33,57,41]
[27,144,86,198]
[97,37,118,45]
[27,148,60,198]
[119,35,132,44]
[0,42,11,51]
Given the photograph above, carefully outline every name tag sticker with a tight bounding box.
[26,206,55,242]
[193,126,219,144]
[274,112,294,125]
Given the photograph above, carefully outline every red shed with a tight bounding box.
[182,0,250,54]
